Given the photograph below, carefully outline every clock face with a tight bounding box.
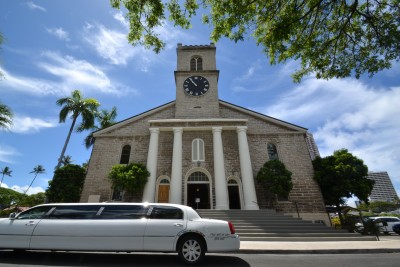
[183,76,210,96]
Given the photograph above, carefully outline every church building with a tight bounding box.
[80,43,327,222]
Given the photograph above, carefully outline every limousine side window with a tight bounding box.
[48,206,100,219]
[98,205,147,219]
[16,206,54,220]
[149,206,183,220]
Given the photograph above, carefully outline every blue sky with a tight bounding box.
[1,1,399,203]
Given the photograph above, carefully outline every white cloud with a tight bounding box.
[39,51,113,89]
[232,60,294,93]
[113,11,129,29]
[11,185,45,195]
[0,52,136,96]
[0,67,64,95]
[83,17,192,69]
[0,144,20,164]
[26,1,46,12]
[46,27,70,41]
[83,23,139,66]
[11,115,57,134]
[262,76,400,189]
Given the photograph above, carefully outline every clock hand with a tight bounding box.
[189,78,198,86]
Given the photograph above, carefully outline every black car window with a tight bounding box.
[149,206,183,220]
[17,206,53,220]
[48,206,100,219]
[97,205,147,219]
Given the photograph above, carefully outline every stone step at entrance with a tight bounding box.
[197,210,377,242]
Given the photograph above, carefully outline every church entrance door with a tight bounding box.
[158,185,170,203]
[187,183,210,209]
[228,185,241,209]
[157,178,170,203]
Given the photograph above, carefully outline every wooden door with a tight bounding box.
[158,185,170,203]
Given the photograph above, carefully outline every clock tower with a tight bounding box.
[174,43,220,119]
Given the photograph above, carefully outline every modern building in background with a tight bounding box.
[367,172,398,202]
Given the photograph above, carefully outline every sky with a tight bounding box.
[0,1,399,204]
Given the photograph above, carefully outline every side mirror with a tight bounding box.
[9,213,16,220]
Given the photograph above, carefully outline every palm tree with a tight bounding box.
[84,106,118,149]
[0,101,13,130]
[56,90,100,169]
[0,166,12,188]
[0,32,4,78]
[24,165,45,195]
[61,155,73,166]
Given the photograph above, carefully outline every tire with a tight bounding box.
[177,235,205,265]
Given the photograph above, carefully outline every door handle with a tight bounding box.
[174,223,183,227]
[25,221,36,226]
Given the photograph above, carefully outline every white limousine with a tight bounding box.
[0,203,239,264]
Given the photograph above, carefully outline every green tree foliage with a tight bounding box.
[0,101,13,130]
[0,166,12,188]
[313,149,374,225]
[18,192,46,207]
[84,106,118,149]
[0,187,20,210]
[256,159,293,199]
[108,163,150,194]
[56,90,100,169]
[358,201,400,214]
[60,155,73,167]
[0,188,45,216]
[110,0,400,82]
[0,33,13,129]
[46,164,86,203]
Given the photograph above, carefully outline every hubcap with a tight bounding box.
[182,240,201,262]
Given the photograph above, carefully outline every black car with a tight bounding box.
[393,223,400,235]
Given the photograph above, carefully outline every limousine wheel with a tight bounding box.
[178,235,205,265]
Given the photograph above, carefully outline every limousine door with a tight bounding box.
[0,206,53,249]
[143,206,187,251]
[30,205,148,251]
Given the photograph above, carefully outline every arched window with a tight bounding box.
[190,56,203,71]
[120,145,131,164]
[188,172,209,182]
[267,143,279,160]
[192,139,205,162]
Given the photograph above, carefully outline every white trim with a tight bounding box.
[220,101,307,132]
[192,138,205,162]
[149,118,248,123]
[93,102,175,137]
[184,168,213,209]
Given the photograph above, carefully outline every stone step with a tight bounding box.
[240,236,377,242]
[197,210,375,242]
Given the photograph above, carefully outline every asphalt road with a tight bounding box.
[0,250,399,267]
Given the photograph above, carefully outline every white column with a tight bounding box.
[212,127,229,210]
[237,126,259,210]
[142,128,160,202]
[169,127,183,204]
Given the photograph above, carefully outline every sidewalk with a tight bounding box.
[238,236,400,254]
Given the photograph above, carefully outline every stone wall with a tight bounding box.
[81,101,326,216]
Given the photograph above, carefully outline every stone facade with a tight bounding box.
[80,43,326,220]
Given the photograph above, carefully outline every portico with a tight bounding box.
[142,119,259,210]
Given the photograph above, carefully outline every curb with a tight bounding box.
[236,248,400,254]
